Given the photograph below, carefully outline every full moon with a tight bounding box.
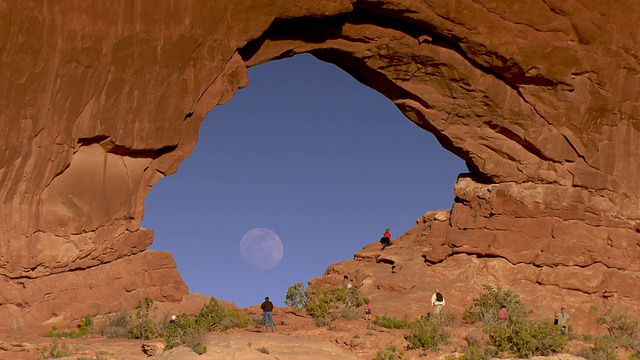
[239,228,284,270]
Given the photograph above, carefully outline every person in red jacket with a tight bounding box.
[380,228,392,250]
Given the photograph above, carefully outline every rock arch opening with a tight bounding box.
[3,1,640,327]
[144,54,466,307]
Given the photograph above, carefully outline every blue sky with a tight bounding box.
[144,54,466,308]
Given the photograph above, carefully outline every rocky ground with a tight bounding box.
[2,215,633,360]
[0,309,591,360]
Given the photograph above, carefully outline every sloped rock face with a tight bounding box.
[1,1,639,325]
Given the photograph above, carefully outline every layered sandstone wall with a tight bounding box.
[1,0,639,324]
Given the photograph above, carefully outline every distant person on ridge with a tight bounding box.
[343,275,356,306]
[431,289,445,315]
[260,296,276,332]
[380,228,392,250]
[343,275,353,289]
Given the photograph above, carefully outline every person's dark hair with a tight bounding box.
[265,296,269,300]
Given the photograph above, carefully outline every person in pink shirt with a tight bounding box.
[363,298,373,322]
[498,305,508,323]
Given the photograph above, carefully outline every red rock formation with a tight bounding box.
[1,0,639,325]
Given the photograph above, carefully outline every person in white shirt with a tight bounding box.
[431,289,445,315]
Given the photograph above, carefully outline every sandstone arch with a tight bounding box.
[1,1,640,325]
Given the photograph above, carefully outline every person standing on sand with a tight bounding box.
[261,296,276,332]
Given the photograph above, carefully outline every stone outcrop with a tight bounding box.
[1,1,640,324]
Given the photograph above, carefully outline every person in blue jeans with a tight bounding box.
[260,296,276,332]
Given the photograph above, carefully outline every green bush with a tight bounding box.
[160,298,248,350]
[287,283,364,319]
[44,314,94,339]
[405,315,450,351]
[459,346,498,360]
[285,282,307,311]
[484,318,567,358]
[338,306,362,321]
[576,335,617,360]
[373,314,410,329]
[193,298,250,332]
[462,285,527,326]
[161,312,196,349]
[251,314,264,329]
[192,342,207,355]
[577,307,640,360]
[459,331,498,360]
[129,297,161,340]
[41,339,72,359]
[597,307,640,350]
[102,295,245,355]
[375,344,404,360]
[314,317,332,328]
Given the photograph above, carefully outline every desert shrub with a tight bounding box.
[251,314,265,329]
[41,339,72,359]
[462,285,527,326]
[597,307,640,351]
[314,317,332,327]
[459,346,498,360]
[433,311,457,327]
[104,296,246,351]
[220,308,250,330]
[287,283,364,318]
[305,298,331,319]
[576,307,640,360]
[257,346,270,354]
[100,311,132,338]
[43,326,79,339]
[375,344,404,360]
[181,326,207,355]
[405,315,450,351]
[193,298,250,331]
[161,298,247,350]
[345,286,364,308]
[484,318,567,358]
[192,342,208,355]
[160,312,196,349]
[338,306,362,321]
[128,297,161,340]
[576,335,617,360]
[285,282,307,311]
[373,314,410,329]
[193,297,226,331]
[44,314,94,339]
[459,331,498,360]
[79,314,94,335]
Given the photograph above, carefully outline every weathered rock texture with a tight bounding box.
[1,0,640,324]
